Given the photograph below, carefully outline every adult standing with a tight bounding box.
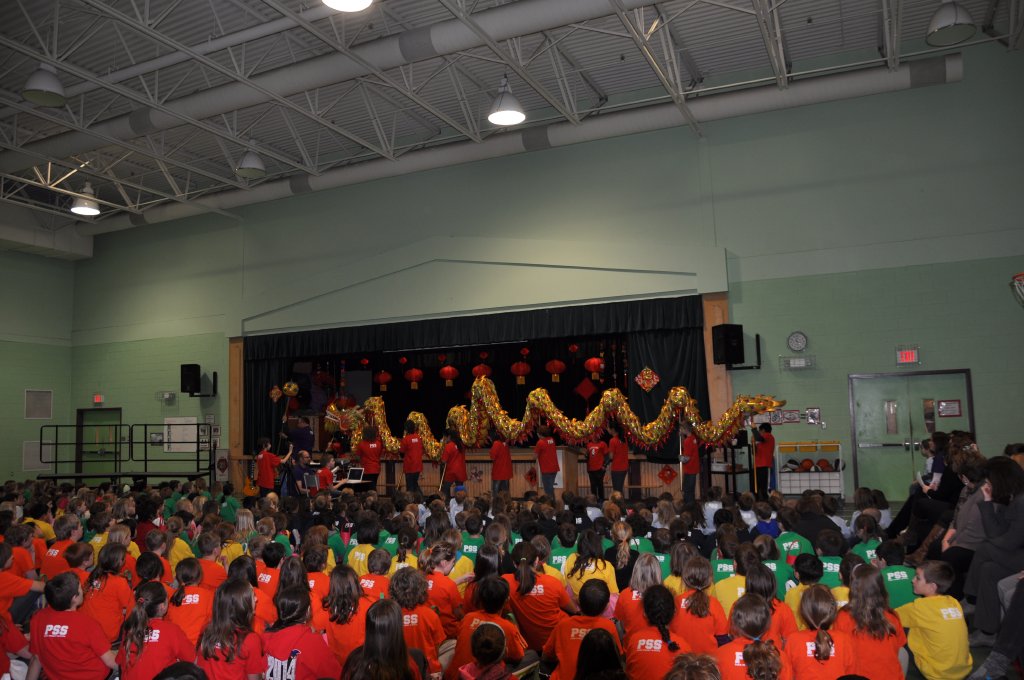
[355,426,382,489]
[442,428,467,498]
[608,425,630,496]
[399,420,424,496]
[256,438,292,497]
[681,425,700,505]
[584,437,608,501]
[489,431,512,496]
[288,450,314,496]
[751,423,775,500]
[534,426,559,499]
[279,416,315,455]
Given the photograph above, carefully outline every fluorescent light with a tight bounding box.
[926,0,977,46]
[234,149,266,179]
[70,182,100,216]
[22,63,65,108]
[323,0,373,11]
[488,76,526,127]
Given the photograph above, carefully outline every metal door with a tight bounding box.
[850,370,974,501]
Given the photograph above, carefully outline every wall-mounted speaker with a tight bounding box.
[711,324,745,365]
[180,364,201,395]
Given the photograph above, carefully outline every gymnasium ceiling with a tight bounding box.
[0,0,1019,257]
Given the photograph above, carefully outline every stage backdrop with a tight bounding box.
[244,296,708,463]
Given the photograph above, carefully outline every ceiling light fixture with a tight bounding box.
[70,182,100,216]
[22,63,66,108]
[488,76,526,127]
[926,0,977,46]
[234,148,266,179]
[322,0,373,12]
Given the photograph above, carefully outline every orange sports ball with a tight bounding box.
[799,459,814,471]
[817,458,832,471]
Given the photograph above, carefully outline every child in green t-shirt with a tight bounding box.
[850,514,884,563]
[873,539,917,609]
[775,508,813,565]
[814,529,846,589]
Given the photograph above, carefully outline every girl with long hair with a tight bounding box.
[390,566,445,677]
[79,542,133,642]
[573,628,624,680]
[324,565,369,667]
[264,586,342,679]
[234,509,257,549]
[342,599,417,680]
[421,541,465,638]
[783,584,854,678]
[604,521,640,591]
[563,529,618,602]
[441,427,467,498]
[743,562,797,648]
[833,564,906,679]
[614,552,663,637]
[166,557,214,646]
[625,584,690,678]
[227,555,278,634]
[483,521,514,574]
[670,555,728,654]
[464,544,502,613]
[503,541,575,651]
[389,524,420,575]
[715,593,791,680]
[196,580,266,680]
[663,540,700,596]
[116,582,193,680]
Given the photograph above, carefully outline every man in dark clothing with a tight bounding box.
[280,416,315,454]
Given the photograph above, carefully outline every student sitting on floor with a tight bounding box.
[896,560,972,680]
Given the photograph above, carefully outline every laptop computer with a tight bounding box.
[347,467,364,483]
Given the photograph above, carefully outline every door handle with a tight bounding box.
[904,439,911,451]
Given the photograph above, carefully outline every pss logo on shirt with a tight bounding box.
[43,625,69,638]
[403,614,419,625]
[182,594,201,605]
[635,639,664,652]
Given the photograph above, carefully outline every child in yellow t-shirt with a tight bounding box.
[712,544,762,616]
[785,553,824,630]
[831,552,865,609]
[895,560,972,680]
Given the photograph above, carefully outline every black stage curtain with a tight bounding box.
[244,296,709,458]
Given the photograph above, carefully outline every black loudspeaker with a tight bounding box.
[711,324,745,365]
[180,364,201,395]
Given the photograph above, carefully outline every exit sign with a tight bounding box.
[896,345,921,366]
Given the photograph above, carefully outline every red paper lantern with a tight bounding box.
[479,351,489,360]
[398,356,408,365]
[545,359,566,383]
[373,370,392,392]
[439,365,459,387]
[568,343,579,354]
[584,357,604,380]
[404,368,424,390]
[359,358,369,366]
[511,361,531,385]
[472,363,493,379]
[520,347,530,357]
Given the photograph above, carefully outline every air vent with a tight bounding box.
[25,390,53,419]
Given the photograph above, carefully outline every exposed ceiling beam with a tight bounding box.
[751,0,789,88]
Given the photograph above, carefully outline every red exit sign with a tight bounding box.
[896,345,920,365]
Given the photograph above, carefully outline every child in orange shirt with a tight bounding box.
[390,564,448,675]
[715,594,793,680]
[544,579,620,680]
[614,553,664,638]
[324,565,370,668]
[40,513,82,580]
[446,576,528,680]
[117,582,194,680]
[107,523,138,585]
[624,585,691,679]
[257,540,285,596]
[359,548,392,601]
[503,542,575,652]
[143,529,174,586]
[833,564,907,679]
[63,542,94,586]
[166,557,214,646]
[79,543,133,642]
[670,555,728,654]
[228,556,278,634]
[196,531,227,591]
[784,584,855,678]
[423,541,465,639]
[745,562,798,649]
[196,580,266,679]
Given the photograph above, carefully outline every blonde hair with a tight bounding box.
[108,523,132,545]
[611,521,634,569]
[629,553,663,594]
[235,509,256,538]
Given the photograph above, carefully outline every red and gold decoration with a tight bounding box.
[373,370,392,392]
[634,367,660,393]
[545,359,566,383]
[269,385,283,403]
[658,465,678,485]
[317,375,782,462]
[584,357,604,380]
[404,367,424,390]
[472,363,492,378]
[511,361,531,385]
[282,381,299,397]
[439,365,459,387]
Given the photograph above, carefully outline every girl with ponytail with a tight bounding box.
[833,564,906,679]
[264,586,342,679]
[116,582,193,680]
[503,541,575,651]
[605,521,639,591]
[670,555,728,654]
[563,529,618,602]
[743,562,798,648]
[166,557,213,646]
[625,584,690,678]
[714,593,791,680]
[422,541,464,638]
[389,524,419,575]
[79,542,133,642]
[784,584,855,678]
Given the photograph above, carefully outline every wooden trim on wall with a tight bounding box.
[228,337,245,490]
[702,293,733,419]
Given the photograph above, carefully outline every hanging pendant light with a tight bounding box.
[70,182,100,216]
[322,0,373,11]
[22,63,66,108]
[926,0,977,46]
[234,148,266,179]
[488,76,526,126]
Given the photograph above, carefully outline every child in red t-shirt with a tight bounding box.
[446,576,528,680]
[28,572,117,680]
[257,540,285,596]
[390,565,447,675]
[670,555,728,654]
[341,599,424,680]
[423,541,465,638]
[745,562,799,649]
[400,420,425,495]
[624,585,691,679]
[715,593,793,680]
[833,564,907,679]
[196,580,266,680]
[79,543,133,642]
[144,528,176,586]
[503,542,575,651]
[166,558,214,646]
[263,586,342,680]
[196,531,227,591]
[533,426,559,497]
[359,549,392,602]
[63,541,95,586]
[784,584,855,679]
[40,513,82,581]
[544,579,620,680]
[324,564,370,668]
[117,582,194,680]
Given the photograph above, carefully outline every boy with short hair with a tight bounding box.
[814,529,846,589]
[873,539,917,608]
[753,501,780,538]
[543,578,619,680]
[360,548,392,601]
[461,513,485,564]
[28,572,118,680]
[195,532,226,591]
[447,576,528,680]
[775,508,813,565]
[895,560,972,680]
[784,553,823,630]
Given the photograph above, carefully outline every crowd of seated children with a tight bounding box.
[0,431,1020,680]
